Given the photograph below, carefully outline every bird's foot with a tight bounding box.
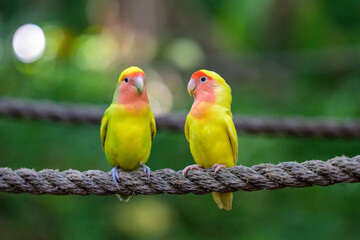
[140,163,151,178]
[111,167,121,189]
[182,164,203,176]
[212,164,227,175]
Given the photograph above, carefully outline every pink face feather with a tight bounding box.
[116,71,149,108]
[188,70,216,103]
[187,70,219,119]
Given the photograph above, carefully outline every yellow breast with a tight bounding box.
[187,104,235,168]
[105,104,152,171]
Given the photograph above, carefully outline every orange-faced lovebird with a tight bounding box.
[183,70,238,210]
[100,66,156,201]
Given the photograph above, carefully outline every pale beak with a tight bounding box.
[187,79,196,96]
[134,76,145,94]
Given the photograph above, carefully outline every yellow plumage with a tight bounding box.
[101,104,156,171]
[100,67,156,200]
[185,70,238,210]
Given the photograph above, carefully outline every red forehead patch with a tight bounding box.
[191,70,211,80]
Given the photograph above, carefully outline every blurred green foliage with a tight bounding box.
[0,0,359,239]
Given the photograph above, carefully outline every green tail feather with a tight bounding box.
[116,194,131,202]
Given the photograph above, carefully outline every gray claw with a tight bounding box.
[111,167,120,189]
[140,163,151,178]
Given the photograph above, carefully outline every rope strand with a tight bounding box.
[1,98,360,138]
[1,155,359,196]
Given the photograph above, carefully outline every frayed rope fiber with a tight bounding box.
[1,155,359,196]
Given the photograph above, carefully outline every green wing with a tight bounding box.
[150,111,156,142]
[224,110,238,165]
[100,108,110,151]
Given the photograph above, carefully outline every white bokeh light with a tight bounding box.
[146,69,173,115]
[12,24,46,63]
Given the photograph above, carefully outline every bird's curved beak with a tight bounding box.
[134,76,145,94]
[187,79,196,96]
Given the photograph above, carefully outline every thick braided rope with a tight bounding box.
[1,155,359,196]
[1,98,360,138]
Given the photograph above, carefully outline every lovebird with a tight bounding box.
[100,66,156,200]
[183,70,238,210]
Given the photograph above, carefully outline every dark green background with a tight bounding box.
[0,1,359,239]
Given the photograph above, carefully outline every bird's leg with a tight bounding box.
[140,163,151,178]
[111,167,121,189]
[212,164,227,175]
[182,164,203,176]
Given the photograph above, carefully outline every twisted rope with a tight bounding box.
[1,155,359,195]
[1,98,360,138]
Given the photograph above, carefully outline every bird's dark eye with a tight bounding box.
[124,77,129,83]
[200,76,208,83]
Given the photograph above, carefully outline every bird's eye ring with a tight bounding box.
[124,77,129,83]
[200,76,208,83]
